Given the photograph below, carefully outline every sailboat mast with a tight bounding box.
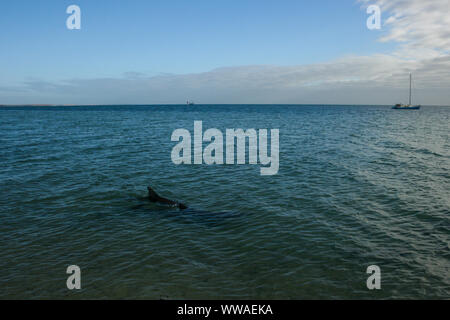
[409,73,412,106]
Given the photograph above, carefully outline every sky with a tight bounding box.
[0,0,449,105]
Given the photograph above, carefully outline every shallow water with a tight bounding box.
[0,105,449,299]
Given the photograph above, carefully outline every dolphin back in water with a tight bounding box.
[147,186,188,210]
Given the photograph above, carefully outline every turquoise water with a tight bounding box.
[0,105,449,299]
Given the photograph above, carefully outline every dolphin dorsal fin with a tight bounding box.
[147,186,160,200]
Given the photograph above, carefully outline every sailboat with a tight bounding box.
[393,73,421,110]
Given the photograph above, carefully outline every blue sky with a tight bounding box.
[0,0,449,104]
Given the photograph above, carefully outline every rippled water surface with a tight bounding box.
[0,105,449,299]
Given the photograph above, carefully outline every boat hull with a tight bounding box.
[392,105,421,110]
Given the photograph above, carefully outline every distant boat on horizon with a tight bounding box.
[393,73,421,110]
[186,100,195,105]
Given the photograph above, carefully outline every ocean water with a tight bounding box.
[0,105,449,299]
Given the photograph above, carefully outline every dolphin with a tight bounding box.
[147,186,188,210]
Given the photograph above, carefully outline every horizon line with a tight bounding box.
[1,104,449,108]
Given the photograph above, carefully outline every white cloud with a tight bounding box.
[4,53,448,105]
[361,0,450,53]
